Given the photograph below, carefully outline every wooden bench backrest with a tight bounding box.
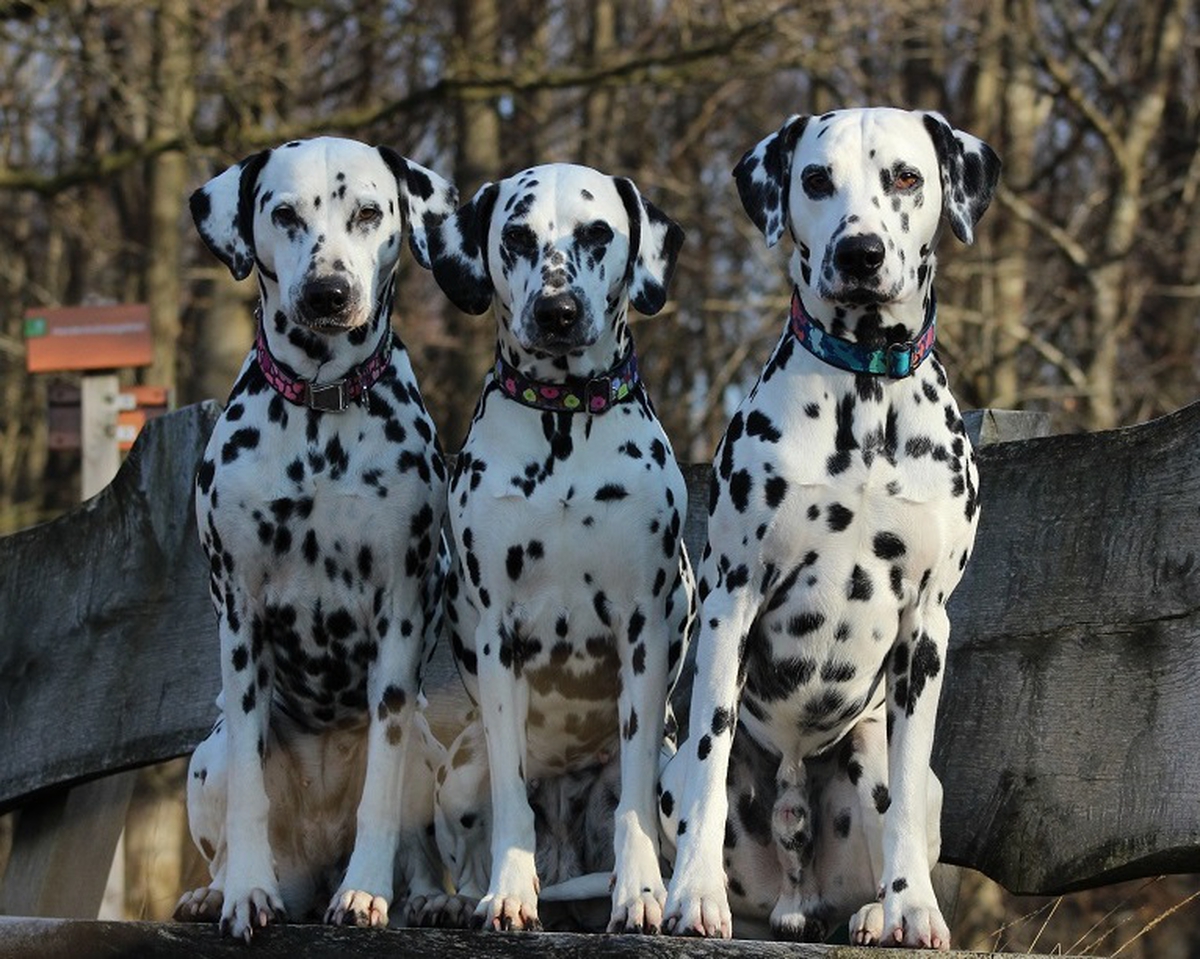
[1,400,1198,904]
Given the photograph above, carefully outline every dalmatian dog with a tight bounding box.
[172,137,457,940]
[660,108,1000,948]
[425,163,696,934]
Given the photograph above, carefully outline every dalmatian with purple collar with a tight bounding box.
[174,137,457,939]
[425,163,696,934]
[660,108,1000,948]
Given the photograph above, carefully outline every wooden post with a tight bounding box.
[82,374,128,918]
[79,374,120,501]
[0,775,136,919]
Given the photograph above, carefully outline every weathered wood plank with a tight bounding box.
[937,400,1200,894]
[0,773,135,918]
[0,402,222,813]
[961,409,1051,448]
[0,917,1085,959]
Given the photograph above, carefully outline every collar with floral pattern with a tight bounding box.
[492,347,640,413]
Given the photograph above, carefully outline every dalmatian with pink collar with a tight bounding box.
[176,137,457,939]
[425,163,696,934]
[660,108,1000,949]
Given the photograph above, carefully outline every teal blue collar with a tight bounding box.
[788,288,937,378]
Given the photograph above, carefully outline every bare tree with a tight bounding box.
[1015,0,1193,429]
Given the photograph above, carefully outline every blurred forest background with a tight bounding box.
[1,0,1199,953]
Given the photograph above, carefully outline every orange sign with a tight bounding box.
[25,304,153,373]
[46,382,170,451]
[116,385,171,451]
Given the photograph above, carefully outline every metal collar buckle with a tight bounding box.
[305,380,350,412]
[584,376,613,411]
[885,342,916,378]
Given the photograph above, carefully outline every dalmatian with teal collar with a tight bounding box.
[660,108,1000,949]
[175,137,457,939]
[425,163,696,934]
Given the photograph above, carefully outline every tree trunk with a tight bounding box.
[186,270,254,405]
[144,0,194,398]
[1084,0,1187,429]
[990,0,1037,410]
[581,0,616,168]
[431,0,503,450]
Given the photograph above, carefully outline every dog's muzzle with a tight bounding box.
[524,291,590,353]
[834,234,885,280]
[533,291,581,334]
[297,275,358,330]
[826,233,897,305]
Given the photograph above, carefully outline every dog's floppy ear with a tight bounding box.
[920,112,1002,245]
[613,177,685,317]
[732,114,809,248]
[377,147,458,270]
[189,149,271,280]
[428,181,500,315]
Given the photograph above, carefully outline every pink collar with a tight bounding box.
[254,322,393,412]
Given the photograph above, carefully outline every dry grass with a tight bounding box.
[954,870,1200,957]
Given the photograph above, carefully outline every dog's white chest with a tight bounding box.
[708,342,979,756]
[447,392,690,768]
[197,365,444,727]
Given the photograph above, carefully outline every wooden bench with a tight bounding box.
[2,399,1198,957]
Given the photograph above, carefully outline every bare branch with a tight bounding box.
[1022,0,1127,168]
[996,184,1092,273]
[0,14,777,195]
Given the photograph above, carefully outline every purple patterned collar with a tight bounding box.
[254,321,393,412]
[789,288,937,378]
[493,348,640,413]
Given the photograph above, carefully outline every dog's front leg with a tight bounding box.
[608,602,671,933]
[663,591,757,938]
[872,602,951,950]
[325,604,425,928]
[218,604,286,940]
[472,613,541,931]
[396,711,453,924]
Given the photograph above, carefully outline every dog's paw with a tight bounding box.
[881,889,950,950]
[849,901,883,945]
[219,885,285,941]
[607,882,666,934]
[770,894,828,942]
[173,885,223,923]
[408,892,477,928]
[325,888,390,927]
[608,828,668,934]
[663,884,732,938]
[472,891,542,932]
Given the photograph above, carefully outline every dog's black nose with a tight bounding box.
[532,292,580,334]
[302,276,352,316]
[834,234,886,279]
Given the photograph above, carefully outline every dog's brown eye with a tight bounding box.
[272,204,301,229]
[356,204,383,226]
[894,169,922,192]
